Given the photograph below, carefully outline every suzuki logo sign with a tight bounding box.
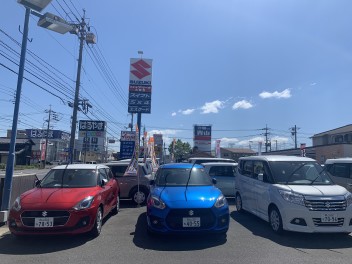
[130,59,151,79]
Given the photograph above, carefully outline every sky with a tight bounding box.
[1,0,352,153]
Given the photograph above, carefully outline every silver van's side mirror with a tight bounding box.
[258,173,264,181]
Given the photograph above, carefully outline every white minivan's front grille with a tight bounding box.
[305,198,346,211]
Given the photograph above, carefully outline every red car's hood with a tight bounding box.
[20,187,99,209]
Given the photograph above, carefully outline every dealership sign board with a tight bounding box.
[78,120,106,152]
[26,129,70,140]
[120,131,136,159]
[128,58,153,114]
[193,125,212,153]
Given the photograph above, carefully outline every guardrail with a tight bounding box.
[0,173,37,223]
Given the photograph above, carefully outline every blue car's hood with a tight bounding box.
[152,186,223,208]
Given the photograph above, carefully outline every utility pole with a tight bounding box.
[42,106,59,168]
[68,11,96,163]
[262,125,271,152]
[290,125,300,149]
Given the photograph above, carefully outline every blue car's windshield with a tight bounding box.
[40,169,98,188]
[155,167,212,186]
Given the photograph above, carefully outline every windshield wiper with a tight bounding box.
[310,165,327,185]
[285,163,307,184]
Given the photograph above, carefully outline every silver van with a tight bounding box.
[325,158,352,192]
[202,162,238,197]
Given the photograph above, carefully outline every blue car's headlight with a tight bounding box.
[73,196,94,210]
[214,194,227,208]
[149,195,166,209]
[279,190,305,206]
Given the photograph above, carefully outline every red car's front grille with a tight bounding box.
[21,210,70,227]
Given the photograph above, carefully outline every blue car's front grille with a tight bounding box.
[165,208,216,230]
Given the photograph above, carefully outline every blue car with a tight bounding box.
[146,163,229,235]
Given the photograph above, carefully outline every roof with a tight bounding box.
[325,158,352,164]
[52,164,109,170]
[312,124,352,137]
[220,148,256,154]
[201,162,238,166]
[0,138,35,145]
[188,157,235,162]
[239,155,315,162]
[161,163,204,169]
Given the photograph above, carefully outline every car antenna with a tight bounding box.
[185,162,196,202]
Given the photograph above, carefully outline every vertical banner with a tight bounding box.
[40,139,46,160]
[124,125,140,176]
[300,143,306,157]
[171,138,176,162]
[258,141,262,156]
[143,131,148,163]
[128,58,153,113]
[215,139,221,158]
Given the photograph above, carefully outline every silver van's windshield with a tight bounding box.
[269,161,333,185]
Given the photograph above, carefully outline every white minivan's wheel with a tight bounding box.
[235,193,244,213]
[269,206,283,234]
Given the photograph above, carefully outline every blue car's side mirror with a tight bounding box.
[212,178,217,184]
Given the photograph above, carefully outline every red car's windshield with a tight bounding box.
[40,169,98,188]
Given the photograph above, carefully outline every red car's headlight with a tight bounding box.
[73,196,94,210]
[12,197,21,212]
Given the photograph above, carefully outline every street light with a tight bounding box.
[17,0,52,12]
[0,0,67,218]
[37,12,73,34]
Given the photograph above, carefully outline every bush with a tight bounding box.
[0,163,5,170]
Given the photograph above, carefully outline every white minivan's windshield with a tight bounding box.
[269,161,333,185]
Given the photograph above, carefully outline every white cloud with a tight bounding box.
[237,137,265,147]
[180,108,195,115]
[171,112,177,116]
[310,82,317,86]
[271,136,289,144]
[259,88,291,99]
[200,100,224,114]
[215,137,239,146]
[232,100,253,110]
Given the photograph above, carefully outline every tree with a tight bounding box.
[168,139,192,162]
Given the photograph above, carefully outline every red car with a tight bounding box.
[8,164,120,237]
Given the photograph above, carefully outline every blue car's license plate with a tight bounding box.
[182,217,201,227]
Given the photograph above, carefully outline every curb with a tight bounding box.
[0,226,9,237]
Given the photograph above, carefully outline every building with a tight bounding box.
[261,124,352,164]
[7,129,70,164]
[311,124,352,163]
[219,148,256,162]
[0,138,35,165]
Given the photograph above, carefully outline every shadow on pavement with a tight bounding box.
[132,212,227,251]
[0,232,93,255]
[231,210,352,249]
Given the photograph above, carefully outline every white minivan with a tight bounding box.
[235,155,352,234]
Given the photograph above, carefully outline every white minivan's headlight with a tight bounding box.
[214,194,227,208]
[345,193,352,207]
[12,196,21,212]
[73,196,94,210]
[279,190,305,206]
